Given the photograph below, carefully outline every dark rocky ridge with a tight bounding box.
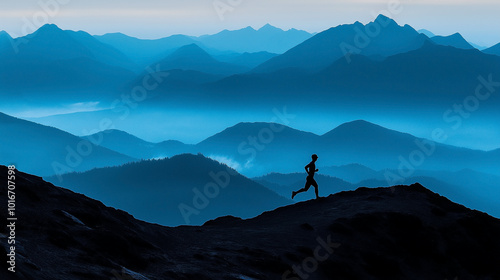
[1,165,499,279]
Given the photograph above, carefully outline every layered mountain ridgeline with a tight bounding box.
[208,41,500,108]
[0,112,134,177]
[95,24,311,66]
[154,44,248,76]
[14,111,498,179]
[253,15,428,73]
[93,32,200,67]
[194,24,313,54]
[0,24,310,102]
[47,154,291,226]
[81,129,193,160]
[215,51,278,68]
[195,121,500,177]
[2,17,499,106]
[430,33,475,50]
[2,166,500,279]
[196,16,500,109]
[0,24,136,98]
[483,42,500,56]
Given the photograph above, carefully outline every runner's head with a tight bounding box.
[311,154,318,161]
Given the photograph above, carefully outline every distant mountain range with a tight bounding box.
[94,32,199,67]
[195,24,313,54]
[253,15,428,73]
[215,51,278,68]
[155,43,248,75]
[94,24,312,67]
[4,166,500,279]
[418,29,435,37]
[0,24,136,95]
[430,33,475,50]
[319,164,381,183]
[82,129,193,159]
[194,120,500,177]
[1,17,499,106]
[311,42,500,101]
[484,42,500,56]
[210,38,500,108]
[4,112,499,181]
[47,154,291,226]
[419,28,488,50]
[0,112,134,177]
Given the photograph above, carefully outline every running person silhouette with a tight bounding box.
[292,154,319,199]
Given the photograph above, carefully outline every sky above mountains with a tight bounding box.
[0,0,499,47]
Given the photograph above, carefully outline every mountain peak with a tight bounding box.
[323,120,394,138]
[418,29,436,38]
[242,26,256,31]
[338,119,380,129]
[374,14,397,26]
[430,32,474,50]
[171,43,209,57]
[177,43,203,50]
[259,23,281,32]
[222,122,293,134]
[36,23,63,34]
[29,23,69,41]
[156,42,248,75]
[166,43,217,62]
[449,32,465,39]
[0,31,12,46]
[0,30,11,38]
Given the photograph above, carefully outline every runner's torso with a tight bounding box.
[307,162,316,178]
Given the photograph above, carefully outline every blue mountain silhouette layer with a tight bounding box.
[0,24,136,93]
[418,29,436,37]
[82,129,193,159]
[196,24,312,54]
[217,51,278,68]
[209,41,500,109]
[194,120,500,177]
[47,154,291,226]
[483,42,500,56]
[430,33,475,50]
[0,30,14,54]
[252,15,428,73]
[0,112,134,176]
[94,32,199,66]
[154,43,248,75]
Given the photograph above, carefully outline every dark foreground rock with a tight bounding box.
[1,165,499,280]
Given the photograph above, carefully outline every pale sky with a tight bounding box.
[0,0,499,47]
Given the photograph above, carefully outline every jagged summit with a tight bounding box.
[374,14,398,26]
